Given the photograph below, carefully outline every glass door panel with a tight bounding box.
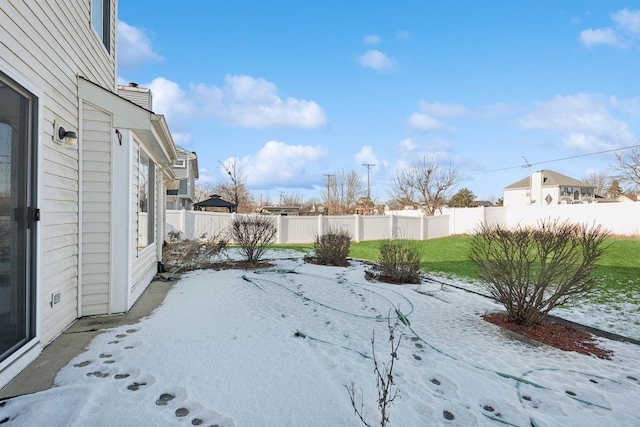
[0,75,36,362]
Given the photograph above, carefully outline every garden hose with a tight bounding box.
[244,265,633,427]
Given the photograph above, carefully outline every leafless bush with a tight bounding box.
[305,228,351,266]
[229,215,277,264]
[347,318,401,427]
[368,240,421,284]
[162,231,227,272]
[469,219,610,326]
[167,229,182,242]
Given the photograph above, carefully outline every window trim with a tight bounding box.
[137,149,155,250]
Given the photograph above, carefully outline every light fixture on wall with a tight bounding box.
[53,119,78,149]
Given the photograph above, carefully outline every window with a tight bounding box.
[174,159,186,168]
[138,150,155,249]
[91,0,111,53]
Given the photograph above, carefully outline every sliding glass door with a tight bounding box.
[0,73,37,362]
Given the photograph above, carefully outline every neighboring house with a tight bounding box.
[165,146,199,210]
[0,1,177,388]
[503,170,596,207]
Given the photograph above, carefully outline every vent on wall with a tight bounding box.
[51,291,62,307]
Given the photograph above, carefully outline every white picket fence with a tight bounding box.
[166,203,640,243]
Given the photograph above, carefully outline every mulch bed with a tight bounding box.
[483,312,614,359]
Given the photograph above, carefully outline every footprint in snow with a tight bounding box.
[156,393,176,406]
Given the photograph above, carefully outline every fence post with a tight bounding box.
[180,208,186,234]
[449,208,456,235]
[389,214,397,239]
[276,214,284,244]
[354,214,362,243]
[318,214,324,237]
[420,215,426,240]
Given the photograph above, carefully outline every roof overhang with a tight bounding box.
[78,76,178,165]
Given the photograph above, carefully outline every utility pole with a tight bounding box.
[362,163,375,200]
[323,174,334,198]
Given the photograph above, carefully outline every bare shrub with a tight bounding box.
[162,232,227,273]
[229,215,277,264]
[167,229,182,242]
[369,240,421,284]
[347,318,400,427]
[306,228,351,266]
[469,219,610,326]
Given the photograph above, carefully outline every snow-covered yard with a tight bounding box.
[2,250,639,426]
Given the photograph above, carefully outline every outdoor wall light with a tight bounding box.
[53,120,78,149]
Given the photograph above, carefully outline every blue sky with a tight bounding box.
[117,1,640,203]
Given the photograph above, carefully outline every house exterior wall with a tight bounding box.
[1,0,177,389]
[81,102,112,316]
[503,188,527,206]
[1,0,117,386]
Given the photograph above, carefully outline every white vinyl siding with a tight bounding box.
[81,103,111,316]
[1,1,116,346]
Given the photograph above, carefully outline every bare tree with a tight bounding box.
[389,156,461,215]
[217,158,253,213]
[280,193,303,206]
[193,182,216,203]
[323,169,365,215]
[613,146,640,192]
[582,171,610,197]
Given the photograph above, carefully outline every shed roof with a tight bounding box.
[193,195,237,211]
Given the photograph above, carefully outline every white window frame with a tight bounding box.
[137,150,155,249]
[91,0,111,53]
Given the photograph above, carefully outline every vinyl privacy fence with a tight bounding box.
[166,203,639,244]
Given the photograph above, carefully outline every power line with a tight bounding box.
[482,144,640,173]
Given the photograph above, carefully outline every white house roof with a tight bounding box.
[504,170,594,190]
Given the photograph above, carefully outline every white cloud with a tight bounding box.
[416,101,469,118]
[395,138,454,165]
[406,101,468,132]
[359,49,395,72]
[148,77,195,118]
[398,138,417,151]
[579,28,622,47]
[579,8,640,48]
[363,34,381,44]
[117,21,163,73]
[145,75,327,130]
[193,75,328,129]
[518,93,635,151]
[613,9,640,35]
[407,113,448,131]
[609,96,640,117]
[479,103,515,119]
[233,141,327,188]
[146,77,195,144]
[355,146,379,166]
